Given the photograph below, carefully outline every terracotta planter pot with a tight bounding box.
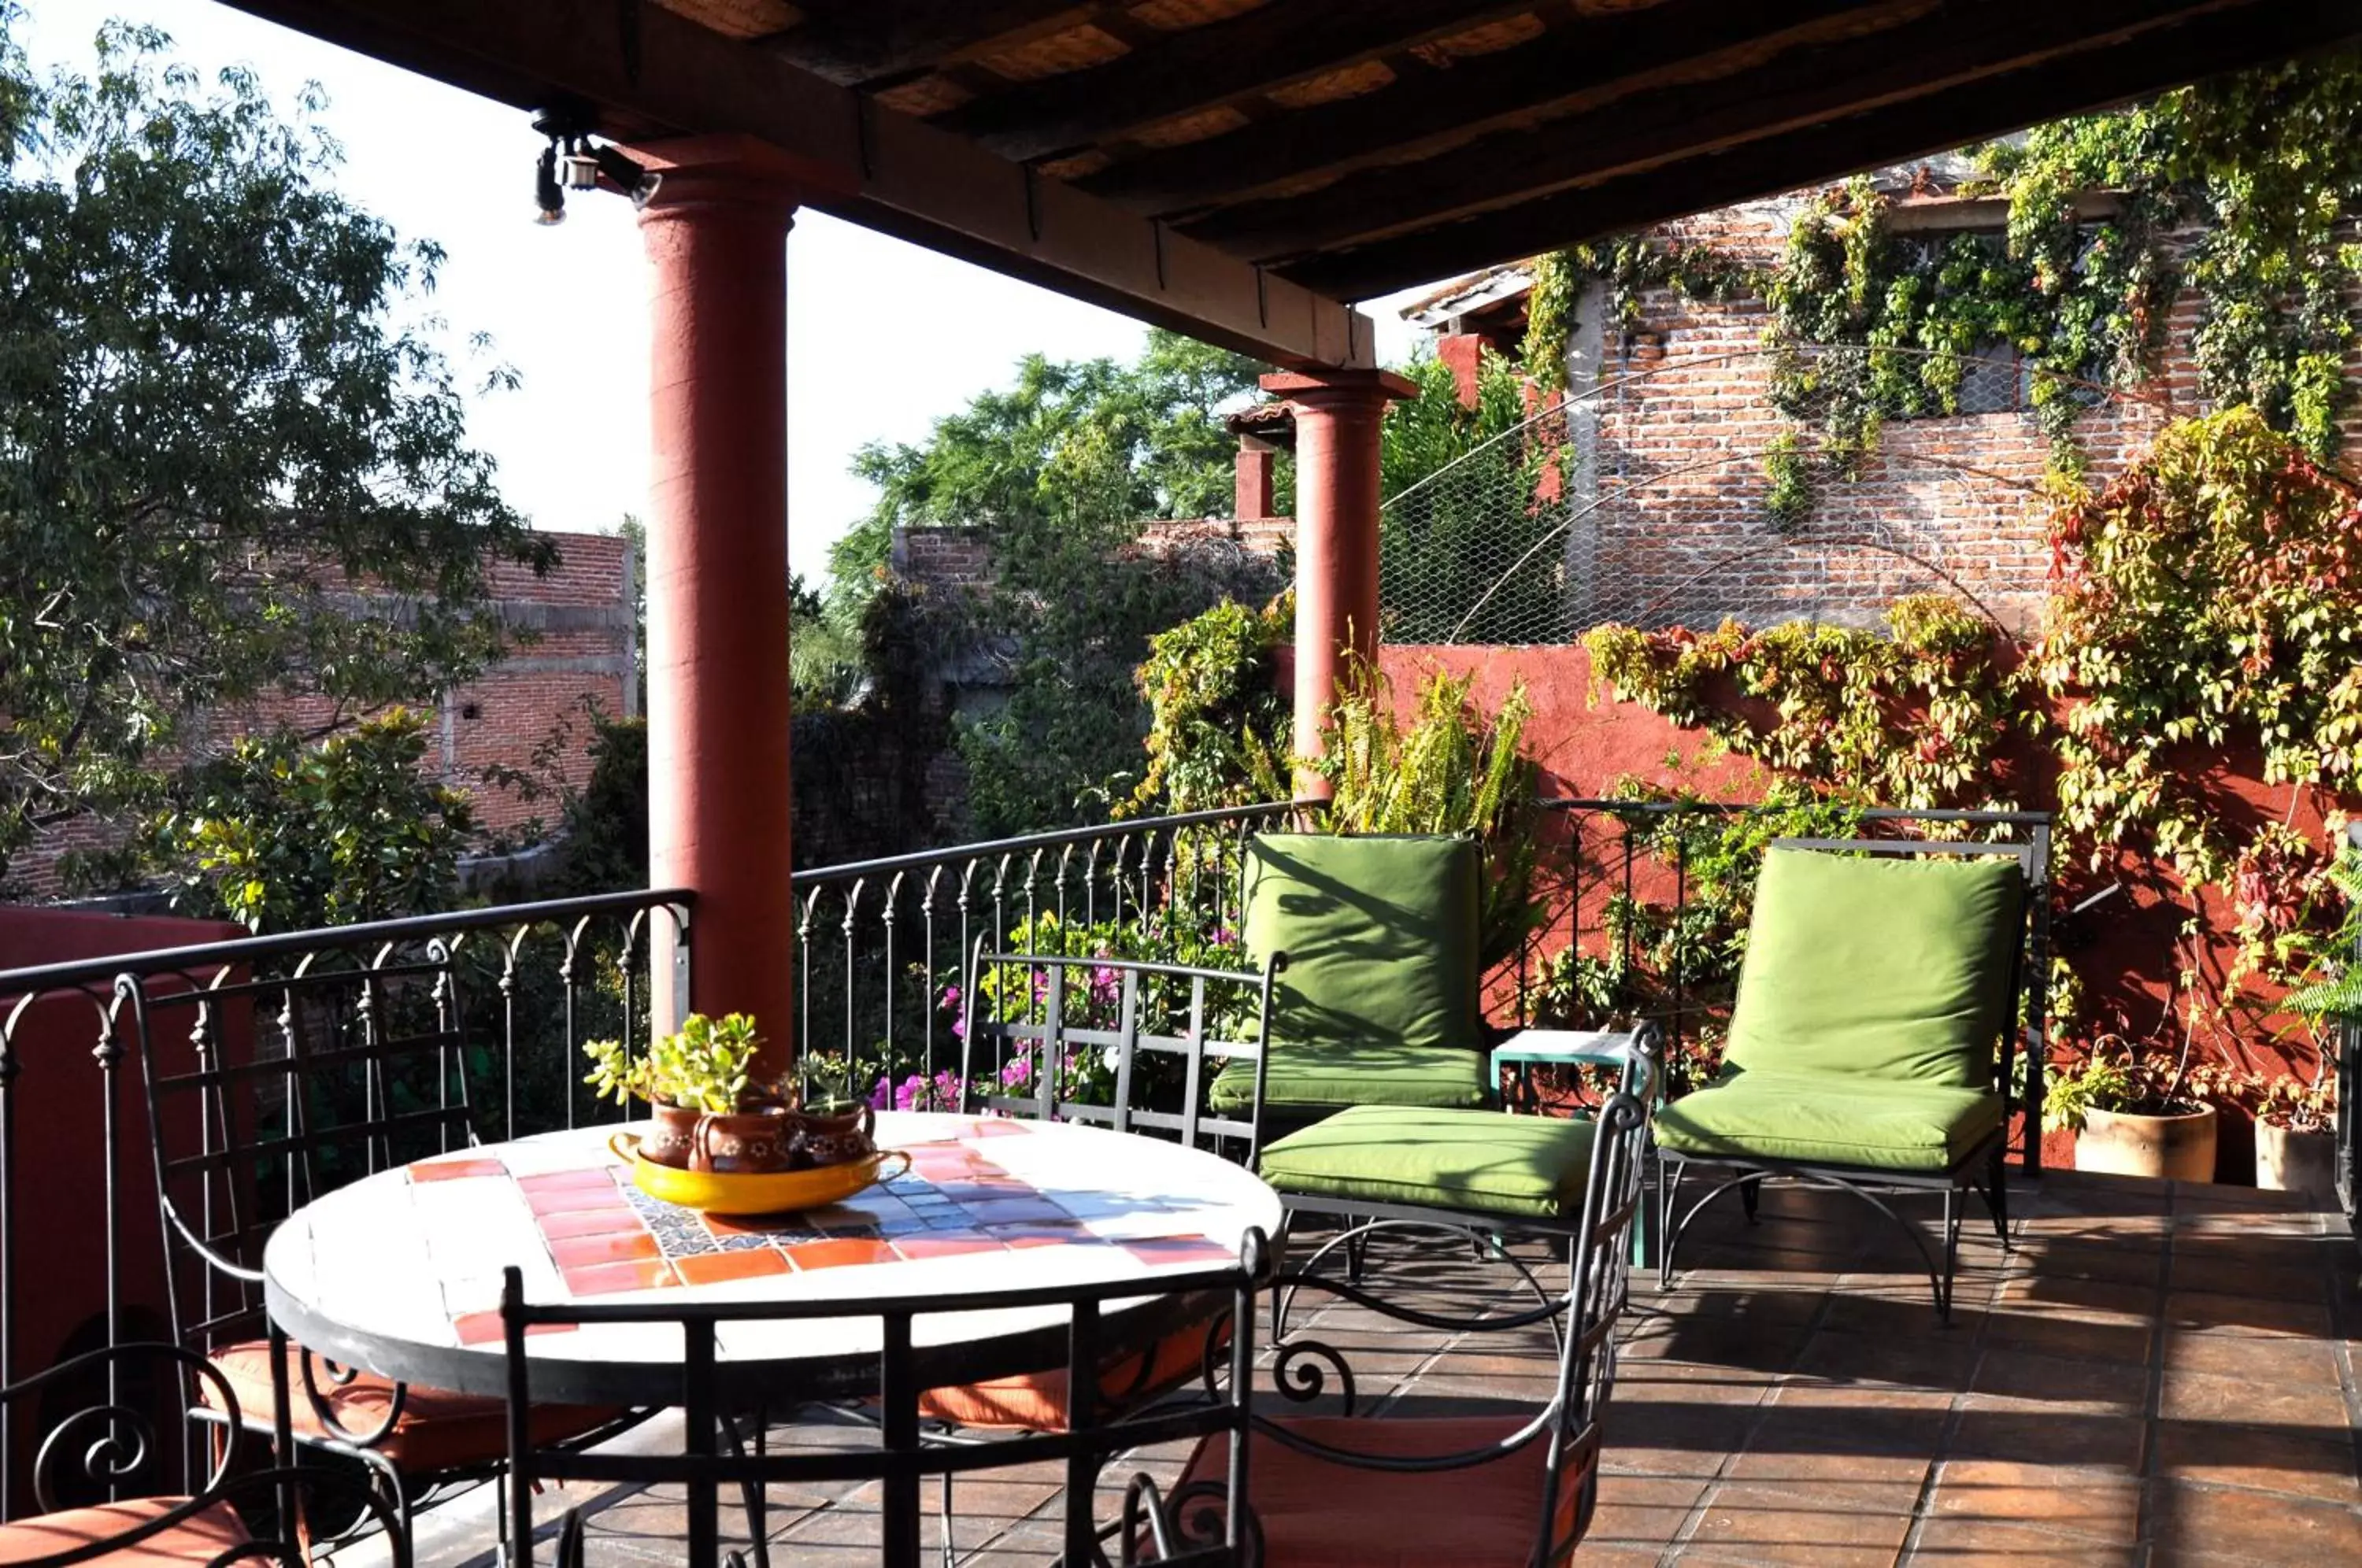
[793,1099,878,1169]
[2255,1120,2337,1208]
[692,1100,801,1175]
[2075,1103,2218,1182]
[641,1102,701,1169]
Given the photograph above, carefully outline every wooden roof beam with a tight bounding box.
[935,0,1553,165]
[1078,0,1897,214]
[1187,0,2283,261]
[1284,1,2362,299]
[755,1,1104,88]
[219,0,1375,370]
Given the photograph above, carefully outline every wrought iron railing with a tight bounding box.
[0,886,690,1520]
[0,793,2061,1521]
[787,801,1303,1107]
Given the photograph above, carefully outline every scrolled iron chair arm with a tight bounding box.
[296,1346,407,1451]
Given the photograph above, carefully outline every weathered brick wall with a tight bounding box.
[1544,207,2198,635]
[10,531,636,899]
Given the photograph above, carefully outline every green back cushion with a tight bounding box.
[1724,847,2023,1088]
[1242,833,1481,1056]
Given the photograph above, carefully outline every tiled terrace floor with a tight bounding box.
[412,1170,2362,1566]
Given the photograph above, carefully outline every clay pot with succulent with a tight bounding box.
[583,1012,799,1173]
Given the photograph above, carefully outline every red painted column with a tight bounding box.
[1261,369,1417,798]
[633,137,802,1071]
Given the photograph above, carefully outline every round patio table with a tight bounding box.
[263,1111,1279,1407]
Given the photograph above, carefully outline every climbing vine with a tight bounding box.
[2038,407,2362,885]
[1124,590,1291,817]
[1583,594,2021,811]
[1520,48,2362,494]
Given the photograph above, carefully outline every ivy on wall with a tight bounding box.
[1520,49,2362,497]
[1583,594,2021,812]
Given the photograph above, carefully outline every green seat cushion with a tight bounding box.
[1243,832,1481,1056]
[1260,1105,1597,1219]
[1655,1072,2004,1173]
[1209,1041,1490,1115]
[1727,847,2023,1089]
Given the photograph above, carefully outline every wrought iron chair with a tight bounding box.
[123,950,639,1550]
[1651,836,2045,1321]
[495,1232,1272,1568]
[875,947,1280,1562]
[0,1337,406,1564]
[1151,1073,1653,1566]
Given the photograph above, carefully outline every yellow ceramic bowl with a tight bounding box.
[608,1133,909,1215]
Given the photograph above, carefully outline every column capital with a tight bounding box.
[1260,367,1420,410]
[624,133,814,226]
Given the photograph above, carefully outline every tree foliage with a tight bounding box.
[0,17,547,884]
[839,329,1287,835]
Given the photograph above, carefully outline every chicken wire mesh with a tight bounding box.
[1378,343,2161,644]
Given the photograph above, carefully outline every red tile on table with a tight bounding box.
[518,1170,628,1195]
[964,1198,1070,1226]
[787,1237,899,1270]
[563,1259,678,1296]
[527,1185,635,1218]
[891,1232,1004,1261]
[408,1157,506,1183]
[676,1249,794,1286]
[454,1311,569,1345]
[965,1120,1031,1137]
[538,1207,646,1241]
[1118,1234,1237,1267]
[995,1225,1098,1251]
[550,1230,663,1269]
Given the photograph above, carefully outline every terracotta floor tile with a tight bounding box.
[1980,1307,2154,1366]
[2158,1368,2353,1430]
[2144,1477,2362,1562]
[1583,1472,1709,1548]
[2162,1326,2346,1384]
[1968,1347,2149,1410]
[1946,1400,2149,1471]
[2164,1288,2333,1338]
[1907,1514,2140,1566]
[1926,1459,2142,1543]
[2151,1418,2362,1506]
[1684,1478,1921,1566]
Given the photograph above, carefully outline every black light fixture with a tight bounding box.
[531,104,661,224]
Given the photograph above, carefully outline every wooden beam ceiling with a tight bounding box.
[218,0,2362,336]
[219,0,1375,368]
[1072,0,1887,215]
[1282,0,2362,298]
[1181,0,2239,262]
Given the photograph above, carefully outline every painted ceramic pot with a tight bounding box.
[793,1099,878,1168]
[640,1101,702,1169]
[690,1098,800,1175]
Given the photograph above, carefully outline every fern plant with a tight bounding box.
[1309,659,1545,973]
[2279,844,2362,1023]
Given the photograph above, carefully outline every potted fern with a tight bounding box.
[2265,844,2357,1203]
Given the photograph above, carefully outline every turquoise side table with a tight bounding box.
[1490,1027,1660,1267]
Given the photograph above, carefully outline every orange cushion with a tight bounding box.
[1174,1415,1593,1568]
[204,1338,618,1473]
[919,1316,1228,1432]
[0,1496,249,1565]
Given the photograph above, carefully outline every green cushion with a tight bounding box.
[1209,1041,1490,1115]
[1259,1105,1597,1219]
[1726,847,2023,1089]
[1655,1072,2004,1173]
[1242,833,1482,1060]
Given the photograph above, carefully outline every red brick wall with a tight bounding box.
[10,531,635,897]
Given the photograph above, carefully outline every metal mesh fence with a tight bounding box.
[1378,343,2162,643]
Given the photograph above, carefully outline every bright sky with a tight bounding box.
[18,1,1431,581]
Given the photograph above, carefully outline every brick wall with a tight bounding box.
[11,530,636,899]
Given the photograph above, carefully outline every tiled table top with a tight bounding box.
[264,1111,1279,1402]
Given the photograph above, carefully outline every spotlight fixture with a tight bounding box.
[530,105,662,224]
[591,143,664,211]
[533,142,565,226]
